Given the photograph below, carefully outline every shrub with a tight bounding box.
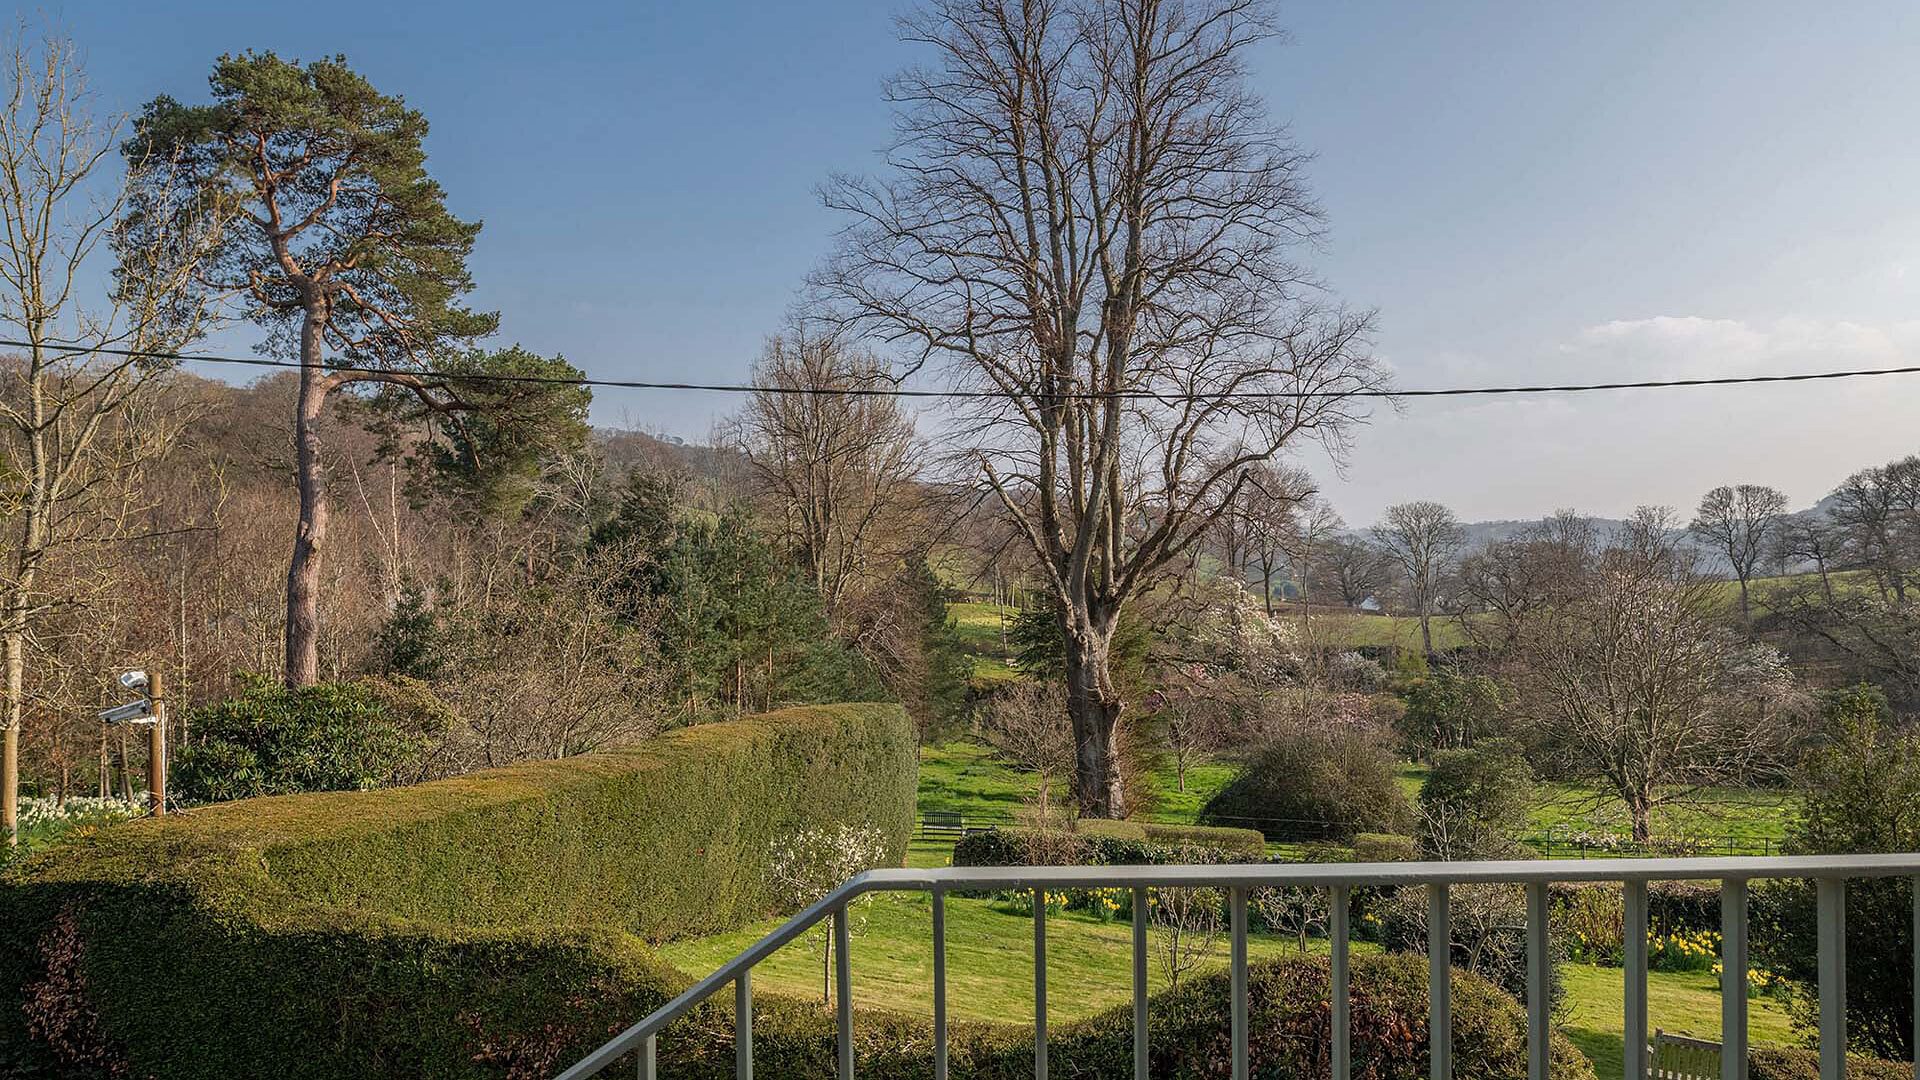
[1353,833,1418,862]
[1201,728,1414,842]
[1140,822,1267,857]
[1755,684,1920,1060]
[1750,1048,1910,1080]
[0,703,916,1079]
[1397,670,1504,758]
[1416,740,1534,860]
[953,826,1240,871]
[173,677,432,802]
[957,952,1596,1080]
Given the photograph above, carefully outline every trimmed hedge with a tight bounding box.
[954,952,1597,1080]
[0,703,916,1079]
[953,826,1248,869]
[1750,1049,1910,1080]
[0,705,1587,1080]
[1140,822,1268,856]
[1354,833,1419,862]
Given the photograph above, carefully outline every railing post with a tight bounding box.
[1035,888,1048,1080]
[835,906,853,1080]
[933,889,948,1080]
[640,1034,655,1080]
[1913,877,1919,1080]
[1231,886,1249,1080]
[1331,885,1351,1080]
[1527,882,1549,1080]
[1818,878,1847,1080]
[1133,885,1149,1080]
[1429,883,1451,1080]
[1721,879,1749,1080]
[735,970,752,1080]
[1625,880,1649,1080]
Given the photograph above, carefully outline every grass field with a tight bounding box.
[660,857,1802,1080]
[918,740,1240,826]
[1529,782,1795,850]
[1560,962,1798,1080]
[659,886,1306,1025]
[948,601,1023,684]
[929,741,1797,854]
[1313,610,1472,651]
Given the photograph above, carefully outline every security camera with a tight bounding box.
[119,670,149,693]
[100,699,154,725]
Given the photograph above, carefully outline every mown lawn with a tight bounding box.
[658,887,1306,1024]
[929,741,1798,854]
[918,740,1239,827]
[1529,783,1795,851]
[660,880,1802,1080]
[948,601,1023,685]
[1559,962,1798,1080]
[1313,611,1471,652]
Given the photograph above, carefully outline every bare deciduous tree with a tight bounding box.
[819,0,1383,816]
[1372,501,1465,656]
[1147,663,1233,793]
[1689,483,1788,633]
[973,679,1075,809]
[732,329,919,612]
[1456,510,1597,651]
[1774,517,1841,603]
[1514,509,1796,842]
[1148,880,1223,988]
[1235,465,1319,616]
[1827,457,1920,603]
[1313,535,1391,609]
[0,32,220,845]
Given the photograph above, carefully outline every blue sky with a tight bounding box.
[49,0,1920,522]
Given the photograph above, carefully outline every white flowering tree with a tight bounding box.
[768,823,890,1002]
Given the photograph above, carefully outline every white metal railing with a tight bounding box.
[554,854,1920,1080]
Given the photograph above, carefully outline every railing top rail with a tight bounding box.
[554,852,1920,1080]
[857,853,1920,890]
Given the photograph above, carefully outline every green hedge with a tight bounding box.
[0,704,1585,1080]
[0,703,916,1079]
[953,826,1241,869]
[954,952,1598,1080]
[1139,822,1268,856]
[1750,1049,1910,1080]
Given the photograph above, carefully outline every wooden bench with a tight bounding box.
[1651,1029,1722,1080]
[919,811,965,841]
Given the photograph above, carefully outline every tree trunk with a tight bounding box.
[1064,618,1127,818]
[1419,609,1434,656]
[1628,789,1653,845]
[1737,575,1752,636]
[1,626,21,844]
[1,376,50,845]
[283,311,330,687]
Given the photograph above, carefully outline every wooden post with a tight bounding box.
[147,672,166,817]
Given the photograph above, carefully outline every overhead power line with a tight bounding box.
[6,337,1920,401]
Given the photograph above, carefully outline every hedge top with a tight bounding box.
[6,702,917,943]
